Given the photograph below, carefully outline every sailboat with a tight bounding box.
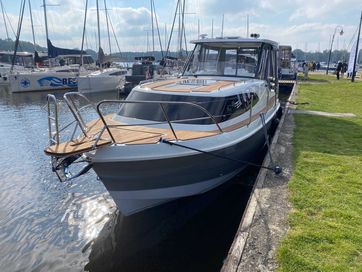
[8,0,93,93]
[78,0,128,93]
[0,1,35,87]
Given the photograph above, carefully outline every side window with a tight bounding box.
[215,94,259,122]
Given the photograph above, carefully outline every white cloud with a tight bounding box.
[289,0,361,20]
[1,0,360,53]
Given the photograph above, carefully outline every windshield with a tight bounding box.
[118,91,258,125]
[184,44,260,78]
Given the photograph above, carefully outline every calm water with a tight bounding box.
[0,86,263,272]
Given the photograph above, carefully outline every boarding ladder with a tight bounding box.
[46,93,102,181]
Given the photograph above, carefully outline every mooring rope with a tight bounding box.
[159,138,282,174]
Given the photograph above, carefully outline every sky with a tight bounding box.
[1,0,361,53]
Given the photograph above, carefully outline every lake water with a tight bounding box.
[0,87,262,272]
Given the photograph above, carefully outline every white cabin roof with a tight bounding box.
[190,37,279,49]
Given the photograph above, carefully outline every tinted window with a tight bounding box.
[118,91,258,124]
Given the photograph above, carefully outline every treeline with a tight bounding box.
[0,38,45,52]
[292,48,362,63]
[0,38,185,62]
[7,38,357,65]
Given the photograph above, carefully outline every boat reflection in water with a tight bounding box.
[44,37,281,216]
[84,165,259,272]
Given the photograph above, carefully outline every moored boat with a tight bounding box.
[0,51,34,86]
[44,37,281,215]
[78,67,128,93]
[8,65,86,93]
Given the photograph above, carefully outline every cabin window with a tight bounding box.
[117,91,259,125]
[184,44,259,78]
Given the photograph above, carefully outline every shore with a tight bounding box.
[222,74,362,271]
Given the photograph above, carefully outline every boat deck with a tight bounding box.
[44,97,277,157]
[44,115,218,157]
[142,78,236,93]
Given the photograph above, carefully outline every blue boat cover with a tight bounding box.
[47,39,86,58]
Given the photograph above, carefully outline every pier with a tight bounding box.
[221,81,297,272]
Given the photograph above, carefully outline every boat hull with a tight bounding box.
[92,110,277,215]
[78,75,125,93]
[9,71,79,92]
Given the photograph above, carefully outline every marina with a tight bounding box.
[0,86,275,271]
[0,0,362,271]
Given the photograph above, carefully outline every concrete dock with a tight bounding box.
[221,83,298,272]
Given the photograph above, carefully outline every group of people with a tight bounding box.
[300,60,349,81]
[309,62,321,71]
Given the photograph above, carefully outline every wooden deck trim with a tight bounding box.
[141,78,183,89]
[194,81,234,92]
[44,98,277,157]
[142,78,235,93]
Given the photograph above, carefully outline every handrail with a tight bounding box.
[96,99,224,144]
[47,94,59,145]
[46,94,84,146]
[248,94,254,125]
[63,92,97,138]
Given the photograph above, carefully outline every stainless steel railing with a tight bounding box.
[96,100,224,143]
[49,92,223,147]
[47,93,86,146]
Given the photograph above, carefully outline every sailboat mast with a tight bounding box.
[96,0,101,52]
[28,0,36,51]
[42,0,49,50]
[104,0,111,54]
[0,0,10,40]
[178,0,181,55]
[80,0,88,67]
[180,0,186,57]
[152,0,164,57]
[150,0,155,52]
[211,19,214,38]
[246,14,249,37]
[11,0,26,72]
[164,0,180,60]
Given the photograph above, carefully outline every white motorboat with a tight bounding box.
[78,67,128,93]
[279,45,297,80]
[44,37,281,216]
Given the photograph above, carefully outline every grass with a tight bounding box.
[277,74,362,272]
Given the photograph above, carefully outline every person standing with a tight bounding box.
[336,61,343,80]
[341,61,347,79]
[303,62,308,80]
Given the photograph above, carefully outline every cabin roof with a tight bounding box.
[190,37,279,49]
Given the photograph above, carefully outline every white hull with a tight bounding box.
[8,67,86,93]
[0,64,30,87]
[0,76,9,87]
[78,68,127,93]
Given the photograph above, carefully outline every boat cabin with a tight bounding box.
[183,37,279,80]
[120,37,279,126]
[0,51,34,68]
[54,54,94,66]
